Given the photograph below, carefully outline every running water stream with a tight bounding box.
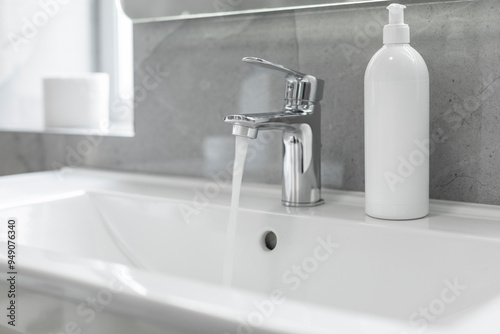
[223,136,250,286]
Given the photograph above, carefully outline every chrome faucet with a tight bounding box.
[224,57,324,207]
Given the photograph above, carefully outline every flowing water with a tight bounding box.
[223,136,250,286]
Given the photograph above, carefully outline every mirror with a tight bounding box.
[0,0,134,136]
[120,0,383,21]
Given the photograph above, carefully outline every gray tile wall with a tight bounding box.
[1,0,499,205]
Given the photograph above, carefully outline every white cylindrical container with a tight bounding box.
[364,4,429,220]
[43,73,110,129]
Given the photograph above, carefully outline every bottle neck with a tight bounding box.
[383,25,410,44]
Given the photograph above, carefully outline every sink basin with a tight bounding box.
[0,168,499,333]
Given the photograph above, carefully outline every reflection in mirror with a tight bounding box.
[120,0,379,20]
[0,0,134,136]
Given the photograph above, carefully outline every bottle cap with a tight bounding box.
[383,4,410,44]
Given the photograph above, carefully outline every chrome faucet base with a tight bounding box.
[282,199,325,207]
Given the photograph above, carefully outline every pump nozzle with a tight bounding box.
[387,4,406,24]
[383,3,410,44]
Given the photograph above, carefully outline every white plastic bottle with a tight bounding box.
[364,4,429,220]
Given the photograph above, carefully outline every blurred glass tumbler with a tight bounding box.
[44,73,110,129]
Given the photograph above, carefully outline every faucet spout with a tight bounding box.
[224,111,313,133]
[231,124,258,139]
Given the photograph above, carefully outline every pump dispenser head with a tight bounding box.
[383,4,410,44]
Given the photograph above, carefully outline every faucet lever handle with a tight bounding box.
[242,57,323,109]
[242,57,306,79]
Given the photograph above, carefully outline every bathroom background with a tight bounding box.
[0,0,498,205]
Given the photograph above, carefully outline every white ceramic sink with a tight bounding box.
[0,169,499,334]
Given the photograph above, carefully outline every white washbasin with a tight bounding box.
[0,168,499,333]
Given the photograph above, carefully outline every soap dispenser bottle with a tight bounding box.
[364,4,429,220]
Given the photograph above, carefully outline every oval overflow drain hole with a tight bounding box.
[263,231,277,251]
